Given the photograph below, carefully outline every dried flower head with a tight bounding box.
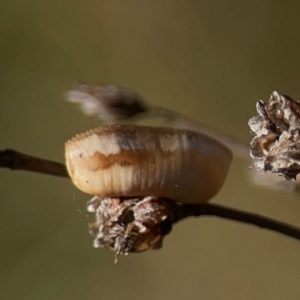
[87,196,179,263]
[249,91,300,180]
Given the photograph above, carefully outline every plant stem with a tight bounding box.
[176,203,300,241]
[0,149,68,178]
[1,148,300,242]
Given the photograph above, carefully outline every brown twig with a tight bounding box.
[0,149,68,178]
[1,148,300,242]
[176,203,300,241]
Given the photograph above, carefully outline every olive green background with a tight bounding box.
[1,1,300,299]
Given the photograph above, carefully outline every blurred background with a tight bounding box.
[1,1,300,299]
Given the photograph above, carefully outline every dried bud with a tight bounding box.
[65,83,148,123]
[87,196,178,263]
[249,91,300,180]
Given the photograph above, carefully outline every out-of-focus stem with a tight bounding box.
[151,106,249,158]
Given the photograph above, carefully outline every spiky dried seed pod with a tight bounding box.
[87,196,179,262]
[249,91,300,180]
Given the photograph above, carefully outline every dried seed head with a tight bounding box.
[65,125,232,204]
[249,91,300,180]
[87,196,178,262]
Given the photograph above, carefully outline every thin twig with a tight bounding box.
[1,148,300,242]
[176,203,300,241]
[0,149,68,178]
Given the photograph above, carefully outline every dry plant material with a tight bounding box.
[87,196,178,263]
[65,125,232,261]
[249,91,300,180]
